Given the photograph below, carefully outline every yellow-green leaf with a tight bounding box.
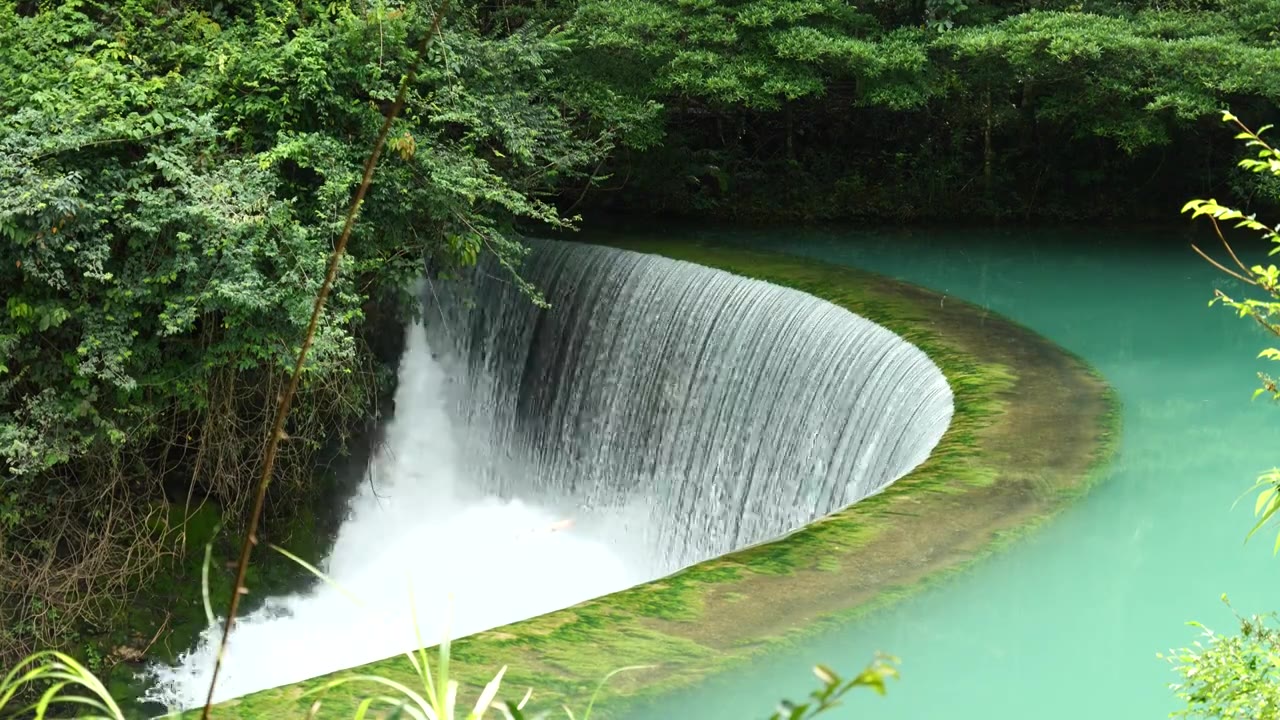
[1255,487,1276,517]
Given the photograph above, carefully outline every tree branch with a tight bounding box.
[199,3,452,715]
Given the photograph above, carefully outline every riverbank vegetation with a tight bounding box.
[2,0,1279,710]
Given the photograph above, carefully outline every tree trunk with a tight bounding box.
[785,104,796,164]
[983,89,993,197]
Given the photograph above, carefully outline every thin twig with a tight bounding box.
[1191,243,1255,285]
[199,3,452,715]
[139,612,172,658]
[1212,217,1252,275]
[564,151,610,215]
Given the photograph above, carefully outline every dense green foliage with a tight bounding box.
[0,0,610,667]
[562,0,1280,220]
[1164,602,1280,720]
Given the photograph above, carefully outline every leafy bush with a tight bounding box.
[1163,600,1280,720]
[0,0,608,666]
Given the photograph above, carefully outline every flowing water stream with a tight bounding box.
[592,225,1280,720]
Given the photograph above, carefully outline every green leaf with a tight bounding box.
[1255,487,1276,518]
[1245,499,1280,543]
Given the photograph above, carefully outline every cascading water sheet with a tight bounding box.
[429,240,954,570]
[142,240,953,711]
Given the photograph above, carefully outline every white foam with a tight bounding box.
[141,322,648,710]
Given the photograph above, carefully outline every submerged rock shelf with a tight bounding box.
[214,241,1117,719]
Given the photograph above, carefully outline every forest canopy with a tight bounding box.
[563,0,1280,218]
[1,0,1278,675]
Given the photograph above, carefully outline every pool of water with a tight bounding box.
[592,224,1280,720]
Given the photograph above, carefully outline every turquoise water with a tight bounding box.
[605,226,1280,720]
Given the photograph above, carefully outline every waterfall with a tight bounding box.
[427,240,954,569]
[141,240,953,711]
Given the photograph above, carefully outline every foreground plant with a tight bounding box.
[768,656,899,720]
[1183,112,1280,550]
[1173,112,1280,719]
[0,639,892,720]
[1162,598,1280,720]
[0,650,125,719]
[3,536,894,719]
[302,632,647,720]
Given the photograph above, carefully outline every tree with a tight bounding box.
[562,0,1280,221]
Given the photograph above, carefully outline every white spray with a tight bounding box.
[141,323,649,710]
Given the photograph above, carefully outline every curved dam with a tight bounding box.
[144,240,954,710]
[426,239,955,571]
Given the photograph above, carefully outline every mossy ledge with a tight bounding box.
[211,241,1118,719]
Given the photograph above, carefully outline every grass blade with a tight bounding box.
[580,665,654,720]
[300,674,435,719]
[404,581,438,710]
[201,534,217,627]
[471,666,508,719]
[269,543,367,608]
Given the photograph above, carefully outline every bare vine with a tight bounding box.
[0,456,167,670]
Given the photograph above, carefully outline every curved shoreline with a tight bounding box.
[216,241,1117,719]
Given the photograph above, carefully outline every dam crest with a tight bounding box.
[425,239,954,573]
[142,239,954,709]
